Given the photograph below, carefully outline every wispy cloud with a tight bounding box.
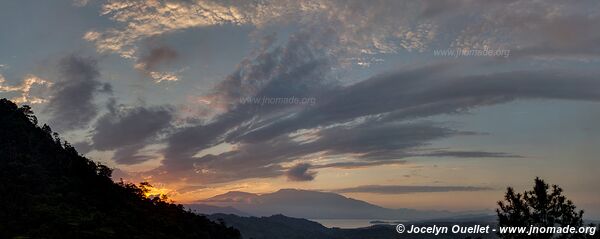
[0,74,52,104]
[149,59,600,184]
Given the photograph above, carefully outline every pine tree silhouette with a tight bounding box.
[497,177,598,239]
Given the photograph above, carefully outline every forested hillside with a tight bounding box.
[0,99,240,239]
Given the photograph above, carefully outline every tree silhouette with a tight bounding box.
[497,177,598,239]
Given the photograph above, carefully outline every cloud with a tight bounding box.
[150,61,600,184]
[285,163,317,181]
[0,74,52,104]
[58,0,600,197]
[86,0,251,58]
[147,72,178,82]
[197,31,335,113]
[92,105,173,150]
[232,65,600,144]
[135,45,178,71]
[134,44,179,82]
[87,0,600,64]
[91,104,174,164]
[159,31,336,174]
[91,1,600,185]
[45,55,110,131]
[332,185,492,194]
[155,117,495,184]
[453,1,600,60]
[152,33,478,184]
[85,0,438,63]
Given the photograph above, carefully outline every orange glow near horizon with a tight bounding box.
[141,183,173,199]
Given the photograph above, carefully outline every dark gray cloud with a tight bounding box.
[135,44,178,73]
[157,119,498,184]
[92,105,173,150]
[333,185,492,194]
[45,55,110,131]
[91,105,173,164]
[307,121,460,160]
[285,163,317,181]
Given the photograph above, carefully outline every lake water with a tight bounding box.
[310,219,402,229]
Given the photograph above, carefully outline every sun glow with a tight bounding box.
[140,182,172,199]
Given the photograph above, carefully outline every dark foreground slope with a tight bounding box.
[207,214,499,239]
[207,213,410,239]
[0,99,240,239]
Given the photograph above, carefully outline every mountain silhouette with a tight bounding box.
[187,204,252,217]
[193,188,472,220]
[0,99,240,239]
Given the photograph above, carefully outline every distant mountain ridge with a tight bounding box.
[187,204,252,217]
[190,188,485,220]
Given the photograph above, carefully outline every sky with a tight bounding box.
[1,0,600,218]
